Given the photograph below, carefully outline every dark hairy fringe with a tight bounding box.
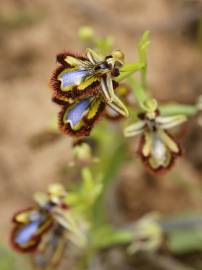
[12,207,35,224]
[52,96,71,106]
[56,51,86,66]
[58,102,105,137]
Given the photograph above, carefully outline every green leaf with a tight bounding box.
[137,31,150,89]
[66,168,103,213]
[92,226,133,250]
[0,245,31,270]
[66,193,80,205]
[138,30,150,62]
[78,26,95,41]
[92,138,127,225]
[168,229,202,254]
[116,62,144,82]
[160,103,197,116]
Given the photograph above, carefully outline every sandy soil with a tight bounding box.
[0,0,202,253]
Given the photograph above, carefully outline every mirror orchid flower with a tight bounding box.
[50,48,126,102]
[124,108,187,174]
[10,185,68,253]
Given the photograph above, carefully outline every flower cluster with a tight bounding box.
[50,48,129,137]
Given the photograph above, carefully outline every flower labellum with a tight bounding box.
[11,207,53,252]
[11,185,68,253]
[52,83,129,137]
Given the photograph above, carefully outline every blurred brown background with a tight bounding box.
[0,0,202,251]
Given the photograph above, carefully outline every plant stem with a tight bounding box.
[160,104,198,116]
[128,77,150,111]
[92,138,127,226]
[116,62,144,82]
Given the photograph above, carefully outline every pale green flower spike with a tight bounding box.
[73,142,94,165]
[78,26,95,41]
[128,213,162,254]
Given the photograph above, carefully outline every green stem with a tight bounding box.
[116,62,144,82]
[137,31,150,90]
[160,104,198,116]
[81,167,93,183]
[92,138,127,226]
[128,77,151,111]
[141,65,147,90]
[92,228,133,250]
[77,248,94,270]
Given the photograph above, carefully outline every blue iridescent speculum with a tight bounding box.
[11,208,53,252]
[64,98,92,128]
[58,69,88,90]
[15,220,42,246]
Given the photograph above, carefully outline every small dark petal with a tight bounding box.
[105,55,112,60]
[56,51,86,66]
[155,109,160,116]
[138,113,146,120]
[59,203,69,210]
[111,80,119,89]
[111,68,120,77]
